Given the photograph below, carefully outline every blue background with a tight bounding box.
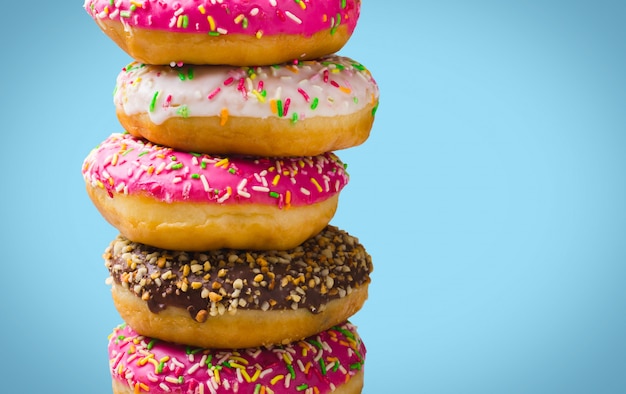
[2,1,625,393]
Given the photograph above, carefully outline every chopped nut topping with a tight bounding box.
[104,225,373,319]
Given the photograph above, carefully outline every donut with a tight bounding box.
[83,0,361,66]
[104,225,372,349]
[108,321,366,394]
[115,56,379,157]
[82,133,349,251]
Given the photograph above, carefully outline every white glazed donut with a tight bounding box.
[114,56,379,156]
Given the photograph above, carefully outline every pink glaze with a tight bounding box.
[84,0,360,37]
[82,133,349,207]
[109,322,365,393]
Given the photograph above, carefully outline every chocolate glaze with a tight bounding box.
[104,226,373,321]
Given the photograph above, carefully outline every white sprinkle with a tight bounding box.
[236,368,244,383]
[187,363,201,375]
[200,174,210,192]
[314,348,325,364]
[171,357,185,369]
[159,382,171,391]
[274,86,282,101]
[321,339,332,353]
[284,372,291,388]
[259,368,274,379]
[111,351,124,369]
[252,186,270,193]
[155,162,166,174]
[207,380,217,394]
[165,376,181,384]
[206,376,217,394]
[217,191,231,203]
[284,11,302,24]
[300,187,311,196]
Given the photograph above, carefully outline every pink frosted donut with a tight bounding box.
[108,321,366,394]
[84,0,362,66]
[82,133,349,251]
[115,56,379,156]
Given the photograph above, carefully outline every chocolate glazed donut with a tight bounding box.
[104,225,373,349]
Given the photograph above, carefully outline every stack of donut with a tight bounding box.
[82,1,379,393]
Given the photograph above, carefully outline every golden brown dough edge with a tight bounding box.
[111,281,369,349]
[86,186,339,251]
[95,19,353,66]
[118,104,376,157]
